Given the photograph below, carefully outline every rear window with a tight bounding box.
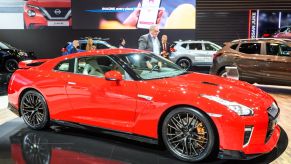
[238,43,261,54]
[230,44,238,50]
[181,43,187,49]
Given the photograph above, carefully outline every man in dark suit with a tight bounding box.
[160,34,171,59]
[138,24,161,55]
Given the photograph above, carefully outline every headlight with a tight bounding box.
[268,102,279,118]
[19,51,28,57]
[201,95,254,116]
[27,4,40,10]
[27,10,36,17]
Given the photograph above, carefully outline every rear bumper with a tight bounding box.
[8,103,20,117]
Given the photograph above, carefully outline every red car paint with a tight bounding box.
[8,48,280,158]
[24,0,71,29]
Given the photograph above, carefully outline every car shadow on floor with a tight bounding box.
[7,124,288,164]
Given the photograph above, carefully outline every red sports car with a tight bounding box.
[8,49,280,162]
[24,0,71,29]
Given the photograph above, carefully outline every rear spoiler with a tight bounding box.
[18,59,50,69]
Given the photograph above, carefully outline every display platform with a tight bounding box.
[0,118,288,164]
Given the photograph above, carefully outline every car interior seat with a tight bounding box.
[83,59,104,77]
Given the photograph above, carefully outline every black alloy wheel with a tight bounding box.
[22,133,51,164]
[177,58,191,70]
[20,90,50,130]
[162,107,215,162]
[4,58,18,72]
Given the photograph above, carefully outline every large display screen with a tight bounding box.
[249,10,291,38]
[72,0,196,29]
[0,0,72,29]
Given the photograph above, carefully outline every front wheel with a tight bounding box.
[162,107,216,162]
[20,90,50,130]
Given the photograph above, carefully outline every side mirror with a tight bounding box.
[105,70,123,81]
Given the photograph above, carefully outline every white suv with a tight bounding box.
[169,40,221,70]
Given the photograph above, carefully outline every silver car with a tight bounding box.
[169,40,222,70]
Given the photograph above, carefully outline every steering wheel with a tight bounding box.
[150,64,160,73]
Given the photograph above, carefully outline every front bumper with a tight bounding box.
[218,125,280,160]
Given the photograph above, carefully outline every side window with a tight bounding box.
[181,43,187,49]
[95,43,109,49]
[77,56,125,77]
[79,43,86,50]
[230,44,238,50]
[54,59,75,72]
[189,43,202,50]
[204,43,218,51]
[266,43,291,56]
[279,27,287,33]
[238,43,261,54]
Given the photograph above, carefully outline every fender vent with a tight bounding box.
[202,81,219,86]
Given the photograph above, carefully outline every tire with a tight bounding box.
[176,58,192,70]
[162,107,216,162]
[219,69,227,78]
[22,132,51,164]
[20,90,50,130]
[4,58,18,72]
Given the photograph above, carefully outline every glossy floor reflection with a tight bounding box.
[0,118,288,164]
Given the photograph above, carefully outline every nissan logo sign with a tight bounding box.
[54,9,61,15]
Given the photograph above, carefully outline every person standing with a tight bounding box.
[119,38,126,48]
[138,24,161,55]
[160,34,170,59]
[85,38,94,51]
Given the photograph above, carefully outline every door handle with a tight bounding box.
[67,82,76,85]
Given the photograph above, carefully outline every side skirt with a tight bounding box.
[51,120,158,145]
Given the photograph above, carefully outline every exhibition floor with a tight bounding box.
[0,72,290,163]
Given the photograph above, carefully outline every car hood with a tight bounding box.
[27,0,71,8]
[161,72,274,110]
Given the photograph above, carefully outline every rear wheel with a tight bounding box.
[162,107,216,162]
[219,69,227,78]
[20,90,50,130]
[4,58,18,72]
[177,58,191,70]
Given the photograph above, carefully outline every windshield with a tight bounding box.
[0,42,15,49]
[119,53,186,80]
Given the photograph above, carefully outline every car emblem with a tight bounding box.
[54,9,61,15]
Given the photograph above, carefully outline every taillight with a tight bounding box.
[61,48,67,53]
[263,33,271,38]
[170,47,176,52]
[213,52,223,61]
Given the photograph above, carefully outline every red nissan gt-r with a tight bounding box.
[8,49,280,162]
[24,0,71,29]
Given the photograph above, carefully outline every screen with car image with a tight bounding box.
[0,0,72,29]
[72,0,196,29]
[249,10,291,39]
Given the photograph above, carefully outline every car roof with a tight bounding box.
[174,40,214,44]
[231,38,291,43]
[40,48,150,70]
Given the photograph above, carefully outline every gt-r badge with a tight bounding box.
[137,94,153,101]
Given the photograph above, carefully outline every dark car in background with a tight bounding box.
[0,41,36,72]
[210,38,291,86]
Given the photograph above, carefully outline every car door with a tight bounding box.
[234,42,267,80]
[203,43,221,65]
[65,56,138,133]
[188,43,205,65]
[261,42,291,85]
